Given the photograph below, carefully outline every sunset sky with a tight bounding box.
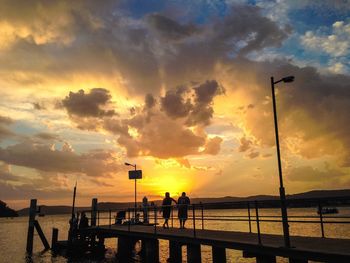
[0,0,349,209]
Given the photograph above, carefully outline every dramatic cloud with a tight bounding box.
[0,141,121,177]
[62,88,115,117]
[147,14,198,41]
[161,86,192,118]
[238,136,253,152]
[0,115,14,141]
[161,80,224,126]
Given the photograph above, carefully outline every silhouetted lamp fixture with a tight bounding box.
[270,75,294,248]
[125,162,137,217]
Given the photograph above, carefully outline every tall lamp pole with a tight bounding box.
[270,75,294,248]
[125,162,137,217]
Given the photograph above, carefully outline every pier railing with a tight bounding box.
[82,196,350,244]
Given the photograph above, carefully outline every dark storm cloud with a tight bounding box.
[225,57,350,167]
[34,132,60,141]
[0,1,290,95]
[62,88,115,117]
[147,14,198,41]
[0,163,20,182]
[194,80,224,104]
[160,80,224,126]
[212,5,289,55]
[186,80,225,126]
[144,94,156,109]
[161,86,192,118]
[0,115,14,140]
[0,141,121,177]
[103,118,129,136]
[0,180,73,200]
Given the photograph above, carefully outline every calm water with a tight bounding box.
[1,207,349,263]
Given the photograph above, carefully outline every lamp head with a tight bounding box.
[125,162,131,166]
[282,76,294,83]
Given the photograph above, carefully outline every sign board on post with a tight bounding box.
[129,170,142,179]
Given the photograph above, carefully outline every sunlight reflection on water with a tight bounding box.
[0,207,349,263]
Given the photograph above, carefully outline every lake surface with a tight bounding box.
[1,207,349,263]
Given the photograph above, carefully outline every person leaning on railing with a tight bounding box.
[178,192,190,229]
[161,192,177,229]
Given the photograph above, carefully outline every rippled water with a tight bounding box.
[1,207,349,263]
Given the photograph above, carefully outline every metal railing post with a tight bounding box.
[97,210,100,227]
[255,201,261,244]
[248,202,252,233]
[128,208,130,232]
[109,209,111,228]
[154,205,157,235]
[318,200,325,238]
[171,205,174,228]
[193,204,196,238]
[201,203,204,230]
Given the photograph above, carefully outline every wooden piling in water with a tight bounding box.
[169,241,182,263]
[212,246,226,262]
[91,198,98,227]
[26,199,37,254]
[187,243,201,263]
[141,238,159,263]
[51,228,58,251]
[289,259,308,263]
[34,220,50,249]
[117,236,134,261]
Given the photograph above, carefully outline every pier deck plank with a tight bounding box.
[87,225,350,262]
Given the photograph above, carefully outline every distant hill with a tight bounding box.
[0,200,18,217]
[17,189,350,216]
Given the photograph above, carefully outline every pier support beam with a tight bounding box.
[51,228,58,252]
[141,238,159,263]
[26,199,37,254]
[91,198,98,226]
[243,251,276,263]
[212,246,226,263]
[187,244,201,263]
[169,241,182,263]
[34,220,50,249]
[117,237,135,262]
[289,259,308,263]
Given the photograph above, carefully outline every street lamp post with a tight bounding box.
[125,162,137,217]
[270,75,294,248]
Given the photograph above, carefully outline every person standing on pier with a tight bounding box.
[79,212,89,229]
[177,192,190,229]
[161,192,177,229]
[142,196,149,224]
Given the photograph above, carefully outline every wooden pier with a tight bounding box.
[26,196,350,262]
[77,224,350,263]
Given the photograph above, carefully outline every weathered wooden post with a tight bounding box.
[141,238,159,263]
[212,246,226,262]
[91,198,98,226]
[187,244,201,263]
[26,199,37,254]
[169,241,182,263]
[117,236,135,261]
[34,220,50,249]
[51,228,59,251]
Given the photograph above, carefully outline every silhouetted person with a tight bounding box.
[142,196,149,224]
[178,192,190,228]
[79,212,89,229]
[69,213,78,241]
[161,192,177,229]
